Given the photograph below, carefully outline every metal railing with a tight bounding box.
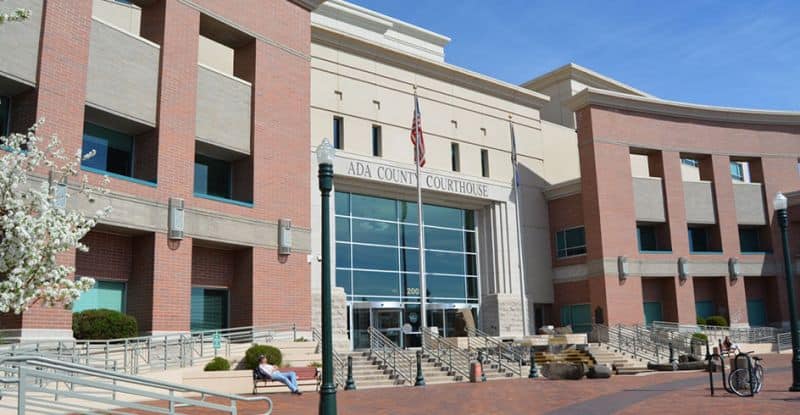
[466,327,523,377]
[777,331,795,353]
[0,355,273,414]
[367,327,413,385]
[0,323,303,375]
[652,321,780,344]
[311,328,346,388]
[590,324,702,363]
[421,327,471,380]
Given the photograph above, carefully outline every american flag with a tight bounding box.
[410,92,426,167]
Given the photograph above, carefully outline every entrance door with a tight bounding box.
[374,309,403,348]
[643,302,663,326]
[747,300,767,327]
[560,304,591,333]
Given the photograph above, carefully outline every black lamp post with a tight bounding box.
[774,192,800,392]
[317,139,338,413]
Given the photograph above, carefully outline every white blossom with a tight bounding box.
[0,120,110,314]
[0,4,29,25]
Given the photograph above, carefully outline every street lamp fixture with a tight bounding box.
[317,138,338,413]
[773,192,800,392]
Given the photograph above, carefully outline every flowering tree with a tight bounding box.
[0,121,110,314]
[0,2,29,24]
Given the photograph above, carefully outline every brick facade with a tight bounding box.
[0,0,313,337]
[550,99,800,328]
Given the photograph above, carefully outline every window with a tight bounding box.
[730,162,744,181]
[0,96,9,136]
[688,226,710,252]
[190,287,229,331]
[681,158,699,167]
[335,191,478,304]
[72,281,126,313]
[739,227,768,252]
[194,154,232,199]
[81,123,134,177]
[371,125,382,157]
[481,149,489,177]
[451,143,460,172]
[333,116,344,150]
[555,227,586,258]
[637,223,670,252]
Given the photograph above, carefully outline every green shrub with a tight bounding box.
[691,332,708,343]
[72,309,138,340]
[696,317,706,325]
[204,357,231,371]
[704,315,728,327]
[244,344,282,369]
[308,361,322,368]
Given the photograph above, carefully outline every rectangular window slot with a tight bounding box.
[372,125,382,157]
[333,116,344,150]
[451,142,460,172]
[481,149,490,177]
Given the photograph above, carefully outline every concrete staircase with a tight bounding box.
[587,343,651,374]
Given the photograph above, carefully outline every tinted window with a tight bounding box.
[82,123,133,177]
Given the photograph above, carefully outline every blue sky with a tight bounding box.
[348,0,800,110]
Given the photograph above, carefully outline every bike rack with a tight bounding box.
[706,339,756,397]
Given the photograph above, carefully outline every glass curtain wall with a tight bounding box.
[335,191,479,347]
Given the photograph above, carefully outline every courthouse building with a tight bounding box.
[1,0,799,345]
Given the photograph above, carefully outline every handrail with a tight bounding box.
[0,355,272,414]
[590,324,701,363]
[777,331,794,353]
[651,321,780,343]
[0,323,304,375]
[466,327,523,377]
[421,327,471,380]
[311,328,346,388]
[367,327,413,385]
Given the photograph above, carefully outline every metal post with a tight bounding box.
[345,355,356,390]
[528,346,539,378]
[669,342,675,370]
[777,202,800,391]
[747,355,755,397]
[317,141,337,415]
[706,341,714,396]
[415,350,426,386]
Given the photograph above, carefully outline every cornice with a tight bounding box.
[522,63,652,98]
[566,87,800,126]
[543,178,582,200]
[290,0,327,11]
[311,26,550,109]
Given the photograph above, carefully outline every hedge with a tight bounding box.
[704,315,728,327]
[72,309,138,340]
[244,344,282,369]
[696,317,706,326]
[691,332,709,343]
[204,357,231,371]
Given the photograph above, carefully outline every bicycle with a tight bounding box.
[727,351,765,396]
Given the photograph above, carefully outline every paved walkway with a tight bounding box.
[149,353,800,414]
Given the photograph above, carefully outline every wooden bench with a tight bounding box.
[252,367,320,394]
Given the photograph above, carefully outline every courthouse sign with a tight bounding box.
[336,156,510,201]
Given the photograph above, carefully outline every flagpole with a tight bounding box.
[415,87,428,330]
[509,116,529,337]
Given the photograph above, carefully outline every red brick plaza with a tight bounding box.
[167,353,798,414]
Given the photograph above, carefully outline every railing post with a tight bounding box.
[163,338,168,370]
[17,365,26,415]
[293,323,297,342]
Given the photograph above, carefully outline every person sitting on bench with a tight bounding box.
[257,355,302,395]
